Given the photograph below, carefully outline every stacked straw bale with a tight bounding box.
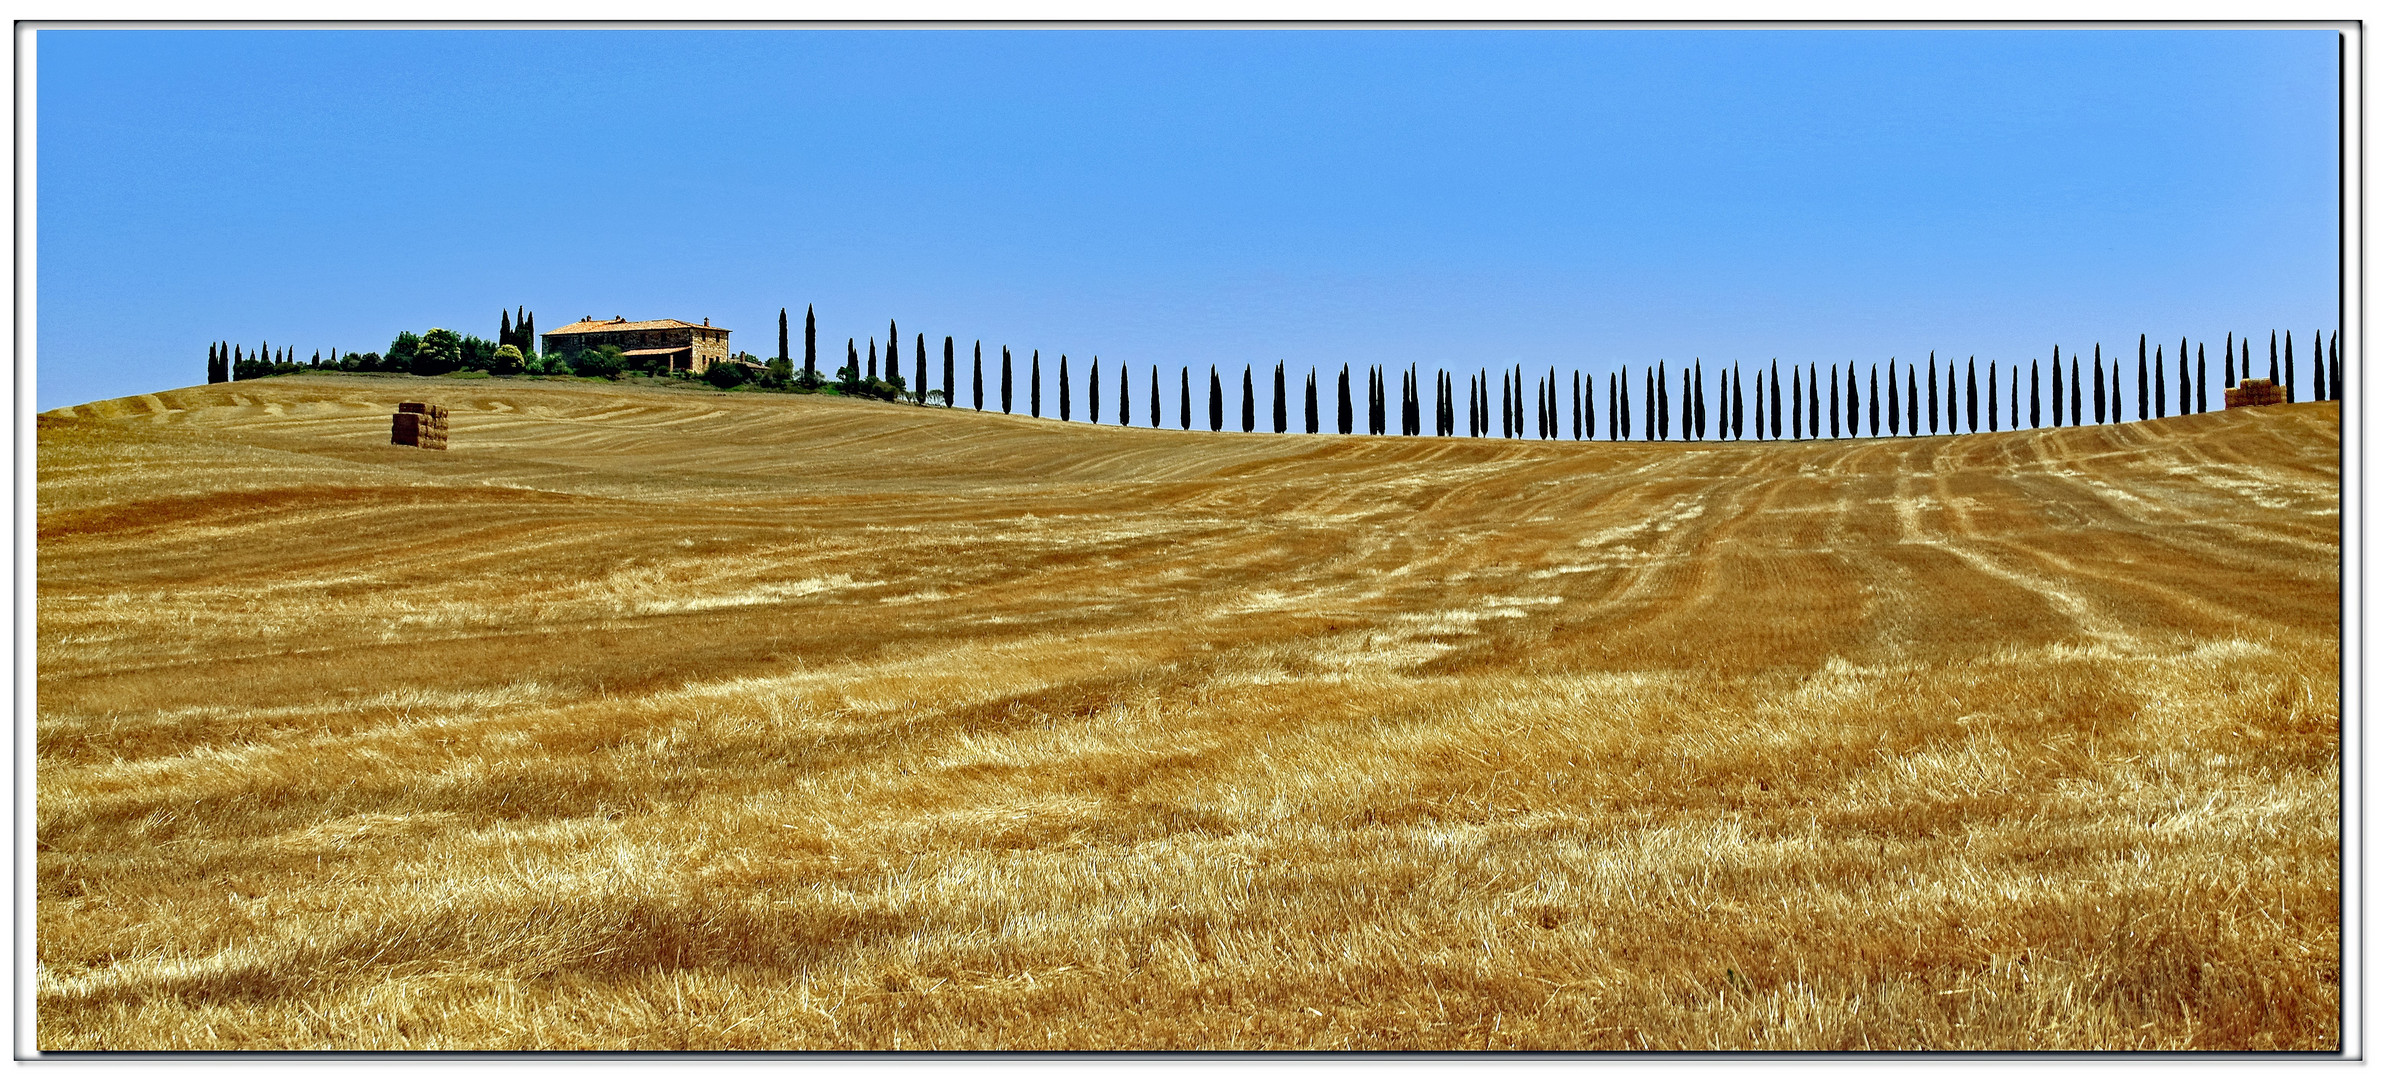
[2225,378,2284,409]
[391,402,450,449]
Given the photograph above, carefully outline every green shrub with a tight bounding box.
[571,346,626,379]
[413,329,463,376]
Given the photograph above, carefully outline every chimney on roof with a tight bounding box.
[703,317,710,326]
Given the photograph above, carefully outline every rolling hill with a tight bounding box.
[36,372,2341,1050]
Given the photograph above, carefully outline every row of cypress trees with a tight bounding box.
[208,307,541,384]
[798,317,2341,441]
[205,340,319,382]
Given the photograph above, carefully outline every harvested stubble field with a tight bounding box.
[36,373,2340,1051]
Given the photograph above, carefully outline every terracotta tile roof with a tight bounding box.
[542,317,731,336]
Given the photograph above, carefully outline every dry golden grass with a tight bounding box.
[36,373,2339,1050]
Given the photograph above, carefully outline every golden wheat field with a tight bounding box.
[35,371,2340,1051]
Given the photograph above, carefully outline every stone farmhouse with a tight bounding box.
[541,316,732,374]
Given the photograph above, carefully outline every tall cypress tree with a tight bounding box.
[972,342,984,410]
[1337,364,1353,434]
[867,338,878,381]
[1621,366,1636,440]
[805,306,818,381]
[2053,345,2066,426]
[1510,364,1522,436]
[1965,358,1979,433]
[1307,370,1320,433]
[2067,352,2080,426]
[1180,367,1191,430]
[1734,367,1753,441]
[2153,345,2166,418]
[1846,363,1861,437]
[2009,365,2020,429]
[1030,351,1043,417]
[2177,342,2190,414]
[1790,365,1802,439]
[1804,363,1817,437]
[2269,330,2280,386]
[2329,332,2341,401]
[1572,371,1582,439]
[2132,335,2146,420]
[1693,362,1707,439]
[1446,370,1458,437]
[945,337,956,408]
[1714,369,1726,440]
[1754,372,1765,440]
[1059,355,1073,420]
[1987,361,1998,431]
[915,334,928,404]
[1412,369,1421,436]
[2106,354,2120,423]
[1001,346,1013,413]
[1925,353,1938,435]
[1659,362,1673,440]
[1613,368,1625,440]
[776,308,787,362]
[2284,331,2296,402]
[2029,360,2040,427]
[2195,342,2206,412]
[1828,363,1841,438]
[1544,373,1554,438]
[1274,362,1288,432]
[1500,370,1512,437]
[2224,333,2236,388]
[1209,366,1224,431]
[1905,363,1920,434]
[1241,365,1255,432]
[1767,360,1781,439]
[501,309,515,351]
[2086,343,2105,421]
[1869,365,1881,436]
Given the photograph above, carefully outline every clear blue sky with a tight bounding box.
[36,27,2341,417]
